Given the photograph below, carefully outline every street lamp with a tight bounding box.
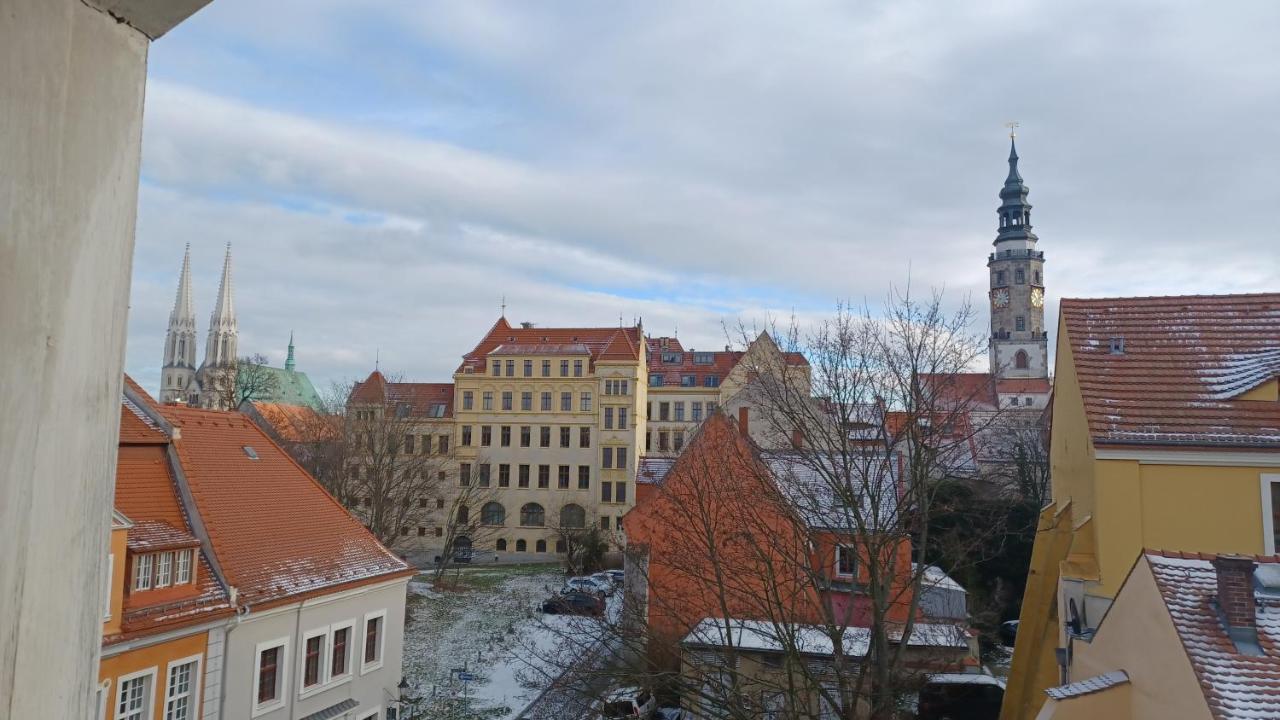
[391,677,422,720]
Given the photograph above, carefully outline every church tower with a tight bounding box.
[159,245,200,404]
[988,134,1048,379]
[197,243,239,408]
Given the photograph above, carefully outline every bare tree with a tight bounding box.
[434,473,502,580]
[209,353,282,410]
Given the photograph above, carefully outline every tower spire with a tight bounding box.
[285,331,296,372]
[160,244,199,404]
[995,128,1036,247]
[202,243,238,368]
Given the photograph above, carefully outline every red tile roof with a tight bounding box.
[644,337,808,388]
[1062,294,1280,449]
[349,372,455,418]
[920,372,1000,411]
[996,377,1052,395]
[457,317,644,373]
[158,405,411,607]
[120,395,168,444]
[1146,551,1280,719]
[126,520,200,553]
[250,401,342,443]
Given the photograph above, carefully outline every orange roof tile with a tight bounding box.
[1063,294,1280,448]
[644,337,811,388]
[995,377,1052,395]
[159,405,410,607]
[120,395,168,444]
[349,372,454,418]
[250,401,342,443]
[458,317,643,372]
[919,372,1000,411]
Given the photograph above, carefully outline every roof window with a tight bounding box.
[242,446,259,460]
[1109,337,1126,355]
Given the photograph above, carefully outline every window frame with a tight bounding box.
[299,626,328,694]
[115,666,157,720]
[163,653,203,720]
[361,609,388,675]
[835,544,858,579]
[329,619,356,684]
[253,637,289,716]
[1262,474,1280,554]
[133,553,153,591]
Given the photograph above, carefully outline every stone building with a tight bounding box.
[159,243,238,409]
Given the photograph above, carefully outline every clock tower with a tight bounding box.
[988,135,1048,379]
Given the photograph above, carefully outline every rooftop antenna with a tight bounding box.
[674,322,679,338]
[375,347,380,372]
[1005,120,1020,139]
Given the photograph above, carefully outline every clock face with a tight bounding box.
[992,288,1011,309]
[1031,287,1045,308]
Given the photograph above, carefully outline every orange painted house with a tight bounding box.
[625,411,922,668]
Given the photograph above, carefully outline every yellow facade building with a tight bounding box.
[1002,293,1280,720]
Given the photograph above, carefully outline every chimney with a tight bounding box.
[738,407,750,435]
[1213,554,1258,629]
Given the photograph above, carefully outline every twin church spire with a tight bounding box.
[160,244,239,406]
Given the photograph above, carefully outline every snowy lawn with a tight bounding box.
[402,564,595,719]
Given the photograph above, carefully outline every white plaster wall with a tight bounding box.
[0,1,148,715]
[220,580,409,720]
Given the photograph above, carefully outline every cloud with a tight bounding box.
[127,0,1280,394]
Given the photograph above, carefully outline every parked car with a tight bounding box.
[917,673,1005,720]
[597,686,656,720]
[655,707,689,720]
[563,576,610,597]
[998,619,1019,647]
[590,572,619,594]
[541,591,604,616]
[604,569,625,584]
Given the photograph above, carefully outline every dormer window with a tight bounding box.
[133,554,153,591]
[693,352,714,365]
[661,352,682,364]
[132,549,196,592]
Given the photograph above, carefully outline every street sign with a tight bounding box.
[458,672,476,682]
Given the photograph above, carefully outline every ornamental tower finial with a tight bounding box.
[285,331,296,372]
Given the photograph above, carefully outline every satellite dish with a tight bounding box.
[1067,598,1083,637]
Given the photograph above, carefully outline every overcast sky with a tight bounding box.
[126,0,1280,395]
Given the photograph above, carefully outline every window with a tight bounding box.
[134,554,153,591]
[521,503,546,526]
[459,463,472,487]
[1015,316,1026,332]
[482,392,493,411]
[580,392,592,412]
[482,502,506,525]
[617,447,627,469]
[1034,270,1041,284]
[303,634,323,688]
[438,435,449,453]
[481,425,492,446]
[674,431,685,452]
[478,464,491,487]
[521,391,533,411]
[659,431,669,452]
[541,391,552,411]
[560,427,571,448]
[498,464,511,488]
[520,425,531,447]
[600,516,610,530]
[156,551,172,588]
[561,392,572,411]
[255,639,288,710]
[618,407,628,430]
[649,374,664,387]
[681,374,696,387]
[420,435,432,454]
[836,545,857,578]
[573,360,583,377]
[561,504,586,528]
[693,352,714,364]
[704,375,720,388]
[429,403,446,418]
[404,434,415,454]
[502,392,513,411]
[1015,350,1029,369]
[500,425,511,447]
[691,402,703,422]
[491,360,501,376]
[497,539,508,551]
[601,482,613,503]
[602,447,613,469]
[604,407,614,429]
[538,465,550,489]
[1262,476,1280,554]
[505,360,515,376]
[578,466,590,490]
[516,539,527,552]
[519,464,531,488]
[674,402,685,421]
[523,360,533,377]
[540,426,551,447]
[362,611,385,672]
[659,402,670,421]
[558,465,570,489]
[616,482,627,503]
[580,426,591,448]
[542,360,551,377]
[117,669,155,720]
[461,426,472,446]
[560,360,570,376]
[536,539,547,553]
[661,352,681,363]
[707,401,718,414]
[1015,268,1026,284]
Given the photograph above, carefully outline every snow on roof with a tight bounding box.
[1146,552,1280,719]
[915,564,967,594]
[1044,670,1129,700]
[681,617,970,656]
[1201,348,1280,401]
[763,452,901,532]
[929,673,1006,687]
[637,457,676,485]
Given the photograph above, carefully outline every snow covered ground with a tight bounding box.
[401,564,606,720]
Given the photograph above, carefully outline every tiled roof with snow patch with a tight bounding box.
[1045,670,1129,700]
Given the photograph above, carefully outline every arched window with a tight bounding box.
[535,539,547,553]
[559,504,586,529]
[1015,350,1029,370]
[456,505,469,524]
[496,538,508,552]
[516,539,527,552]
[520,503,545,527]
[481,502,506,526]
